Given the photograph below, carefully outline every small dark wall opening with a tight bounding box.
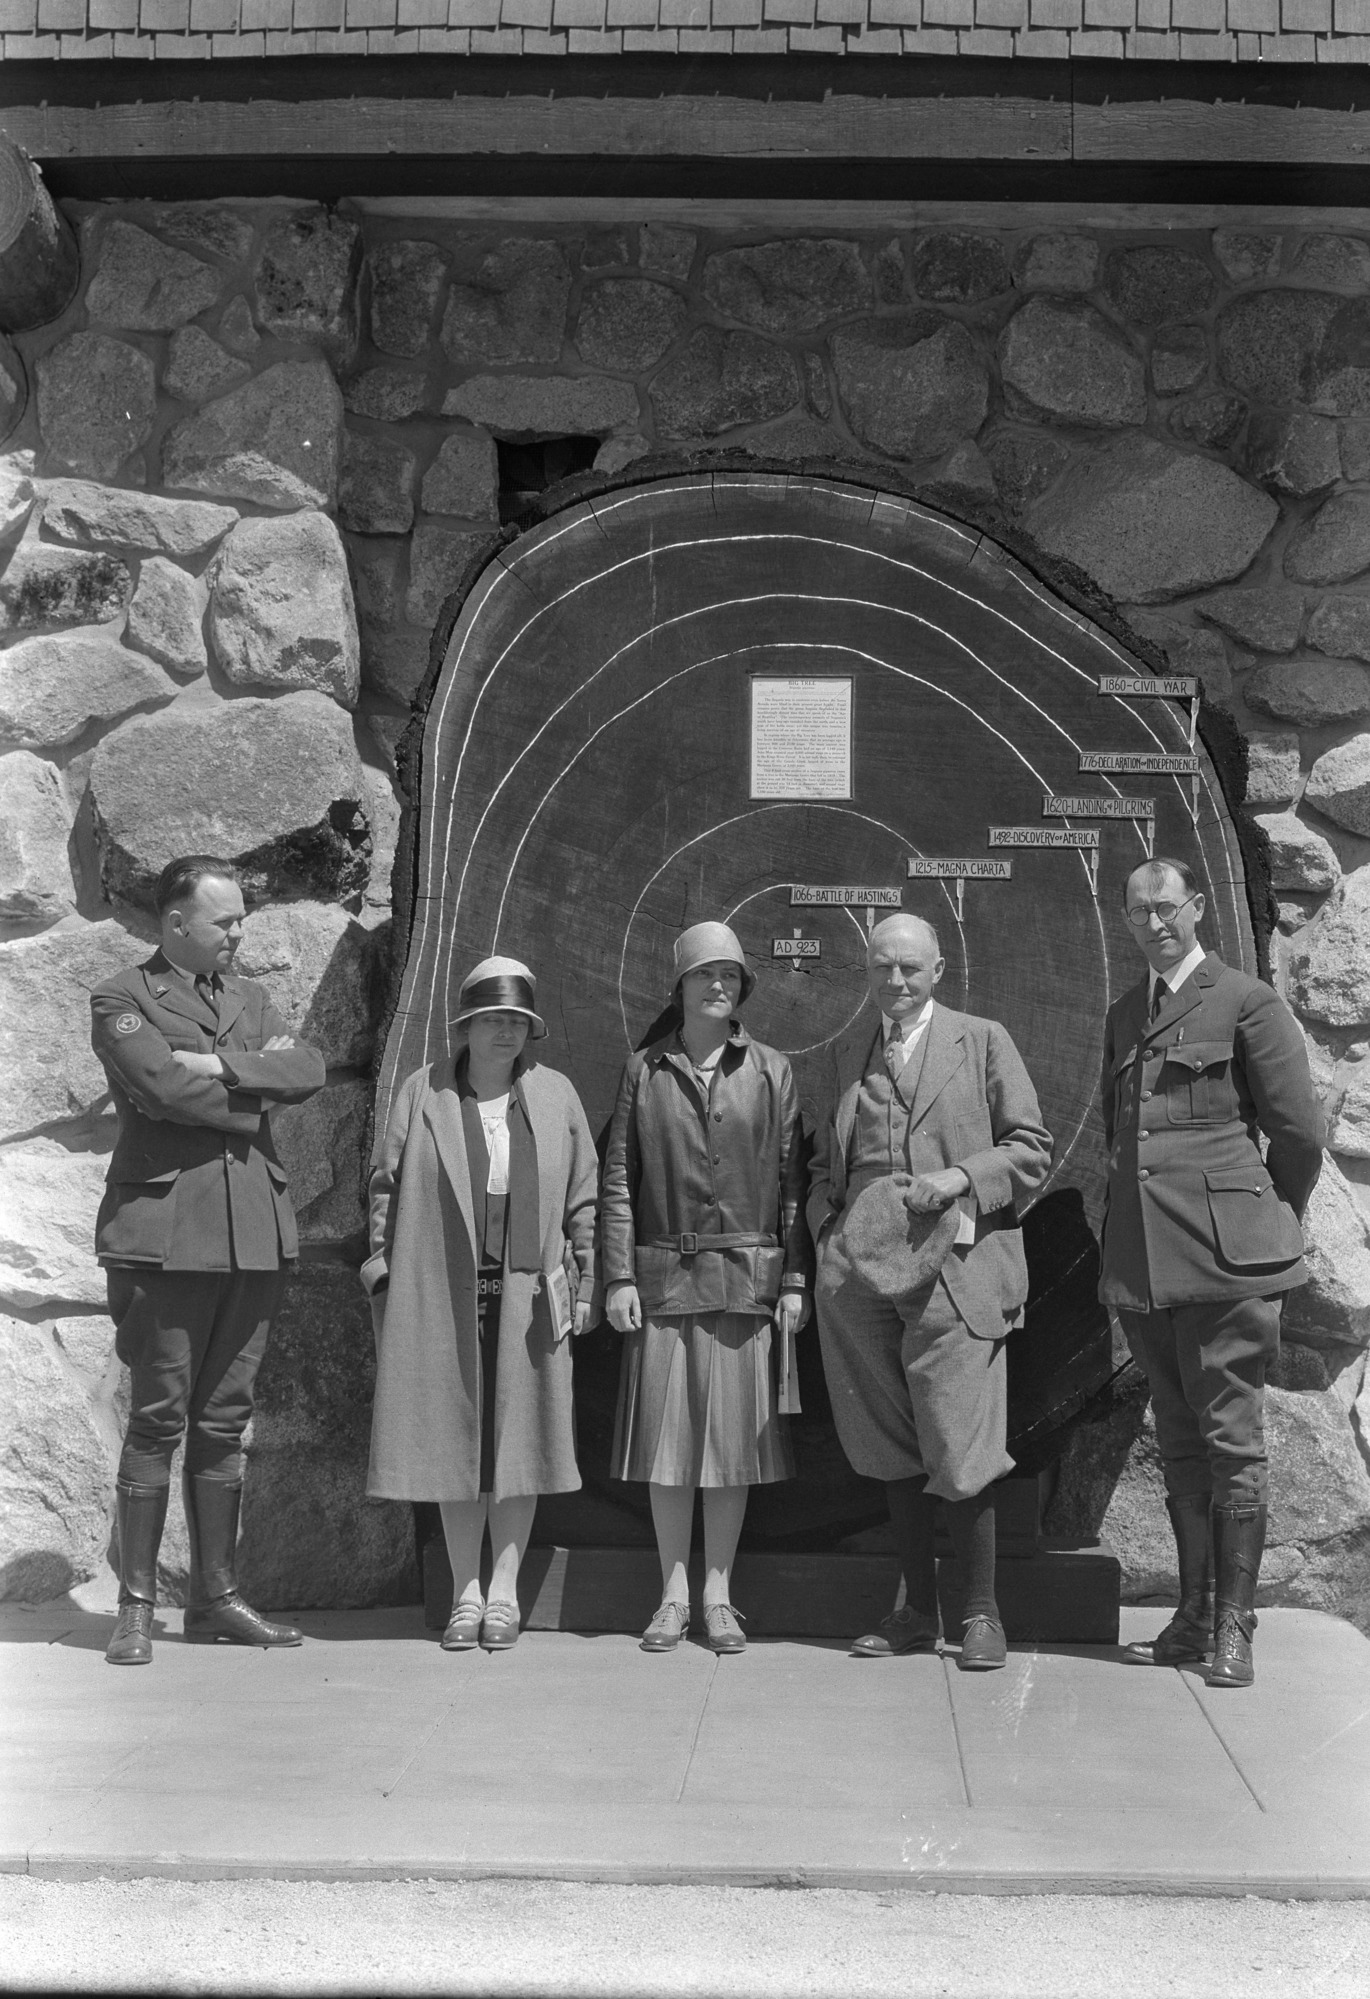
[497,437,603,524]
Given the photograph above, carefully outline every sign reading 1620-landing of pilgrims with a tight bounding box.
[381,471,1256,1477]
[750,676,853,800]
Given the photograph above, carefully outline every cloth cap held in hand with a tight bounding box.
[451,955,547,1039]
[843,1175,962,1303]
[671,921,755,1004]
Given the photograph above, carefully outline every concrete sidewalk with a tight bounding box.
[3,1602,1368,1897]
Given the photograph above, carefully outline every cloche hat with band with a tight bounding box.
[451,955,547,1039]
[671,921,756,1004]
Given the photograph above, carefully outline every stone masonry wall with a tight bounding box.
[2,200,1369,1624]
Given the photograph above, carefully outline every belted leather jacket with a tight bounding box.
[600,1021,813,1317]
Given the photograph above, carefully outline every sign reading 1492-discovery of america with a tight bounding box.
[380,470,1255,1465]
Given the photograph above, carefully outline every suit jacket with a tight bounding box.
[807,1003,1053,1339]
[90,950,325,1272]
[1100,952,1324,1310]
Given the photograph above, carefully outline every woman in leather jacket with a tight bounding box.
[602,922,812,1655]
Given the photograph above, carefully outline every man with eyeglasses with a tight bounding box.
[1101,857,1323,1688]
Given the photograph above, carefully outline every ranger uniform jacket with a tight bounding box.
[1100,953,1324,1311]
[90,951,325,1272]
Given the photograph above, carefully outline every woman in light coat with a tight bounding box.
[363,956,597,1652]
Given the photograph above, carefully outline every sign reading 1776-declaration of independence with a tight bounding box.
[750,676,853,800]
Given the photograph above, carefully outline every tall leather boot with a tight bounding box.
[1124,1493,1212,1666]
[105,1481,169,1666]
[181,1474,302,1648]
[1207,1502,1266,1689]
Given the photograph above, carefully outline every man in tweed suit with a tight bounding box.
[809,914,1052,1671]
[91,855,325,1665]
[1103,858,1323,1688]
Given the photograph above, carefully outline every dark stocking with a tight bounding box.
[946,1491,998,1622]
[885,1475,940,1619]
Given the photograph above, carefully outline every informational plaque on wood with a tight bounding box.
[750,676,853,800]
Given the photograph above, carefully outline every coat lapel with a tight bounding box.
[1142,956,1215,1045]
[216,978,248,1042]
[422,1058,476,1254]
[906,1005,966,1135]
[143,954,218,1035]
[515,1063,557,1254]
[833,1012,879,1155]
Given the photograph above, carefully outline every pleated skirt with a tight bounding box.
[611,1310,794,1488]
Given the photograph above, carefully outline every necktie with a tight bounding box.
[884,1026,906,1081]
[195,973,220,1018]
[1149,979,1165,1023]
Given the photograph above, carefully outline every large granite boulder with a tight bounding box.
[0,1141,109,1309]
[0,751,74,925]
[405,524,492,626]
[1244,731,1302,806]
[368,239,446,358]
[254,207,361,365]
[1250,809,1340,893]
[125,556,207,679]
[419,431,499,520]
[1293,234,1370,290]
[237,1264,419,1609]
[999,297,1145,428]
[163,325,252,404]
[1198,586,1304,653]
[1104,246,1215,326]
[338,433,416,538]
[1025,435,1278,605]
[1307,596,1370,664]
[1305,736,1370,838]
[235,900,377,1068]
[40,480,237,557]
[155,203,256,265]
[1244,657,1370,727]
[161,359,343,513]
[84,220,221,333]
[0,918,149,1136]
[1013,232,1099,292]
[1309,297,1370,416]
[441,238,571,367]
[343,367,427,422]
[649,328,801,439]
[575,280,689,373]
[702,239,871,333]
[35,334,157,482]
[1283,1155,1370,1351]
[271,1078,369,1244]
[90,691,371,910]
[209,511,360,706]
[1216,289,1340,403]
[1287,864,1370,1025]
[442,375,638,437]
[0,1315,111,1600]
[0,544,131,635]
[831,314,989,461]
[0,631,173,752]
[1285,493,1370,586]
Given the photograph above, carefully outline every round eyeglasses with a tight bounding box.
[1125,893,1198,927]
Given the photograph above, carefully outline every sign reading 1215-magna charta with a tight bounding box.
[381,471,1255,1476]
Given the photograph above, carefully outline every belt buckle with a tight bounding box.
[679,1231,698,1256]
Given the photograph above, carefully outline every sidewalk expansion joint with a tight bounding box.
[381,1694,461,1801]
[941,1654,974,1809]
[673,1655,719,1803]
[1180,1669,1266,1814]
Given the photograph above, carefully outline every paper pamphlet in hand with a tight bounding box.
[547,1262,575,1342]
[777,1321,802,1415]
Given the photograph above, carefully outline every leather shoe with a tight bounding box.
[958,1614,1007,1671]
[442,1599,483,1651]
[640,1600,690,1652]
[183,1594,302,1647]
[1123,1610,1210,1667]
[703,1603,746,1654]
[851,1606,941,1658]
[106,1600,154,1666]
[1207,1608,1256,1688]
[481,1600,521,1650]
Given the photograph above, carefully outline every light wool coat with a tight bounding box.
[363,1055,598,1501]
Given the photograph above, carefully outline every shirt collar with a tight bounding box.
[881,997,934,1043]
[1150,943,1207,999]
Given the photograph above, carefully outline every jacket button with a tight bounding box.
[1141,1090,1152,1101]
[1138,1169,1149,1180]
[713,1111,723,1122]
[1138,1131,1149,1142]
[712,1152,721,1163]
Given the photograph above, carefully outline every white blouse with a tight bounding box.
[477,1093,510,1194]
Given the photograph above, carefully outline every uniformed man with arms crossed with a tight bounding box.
[91,856,325,1665]
[1103,858,1323,1688]
[809,914,1052,1670]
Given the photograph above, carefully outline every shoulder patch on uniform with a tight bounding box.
[114,1012,142,1035]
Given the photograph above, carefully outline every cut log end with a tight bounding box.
[0,137,80,336]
